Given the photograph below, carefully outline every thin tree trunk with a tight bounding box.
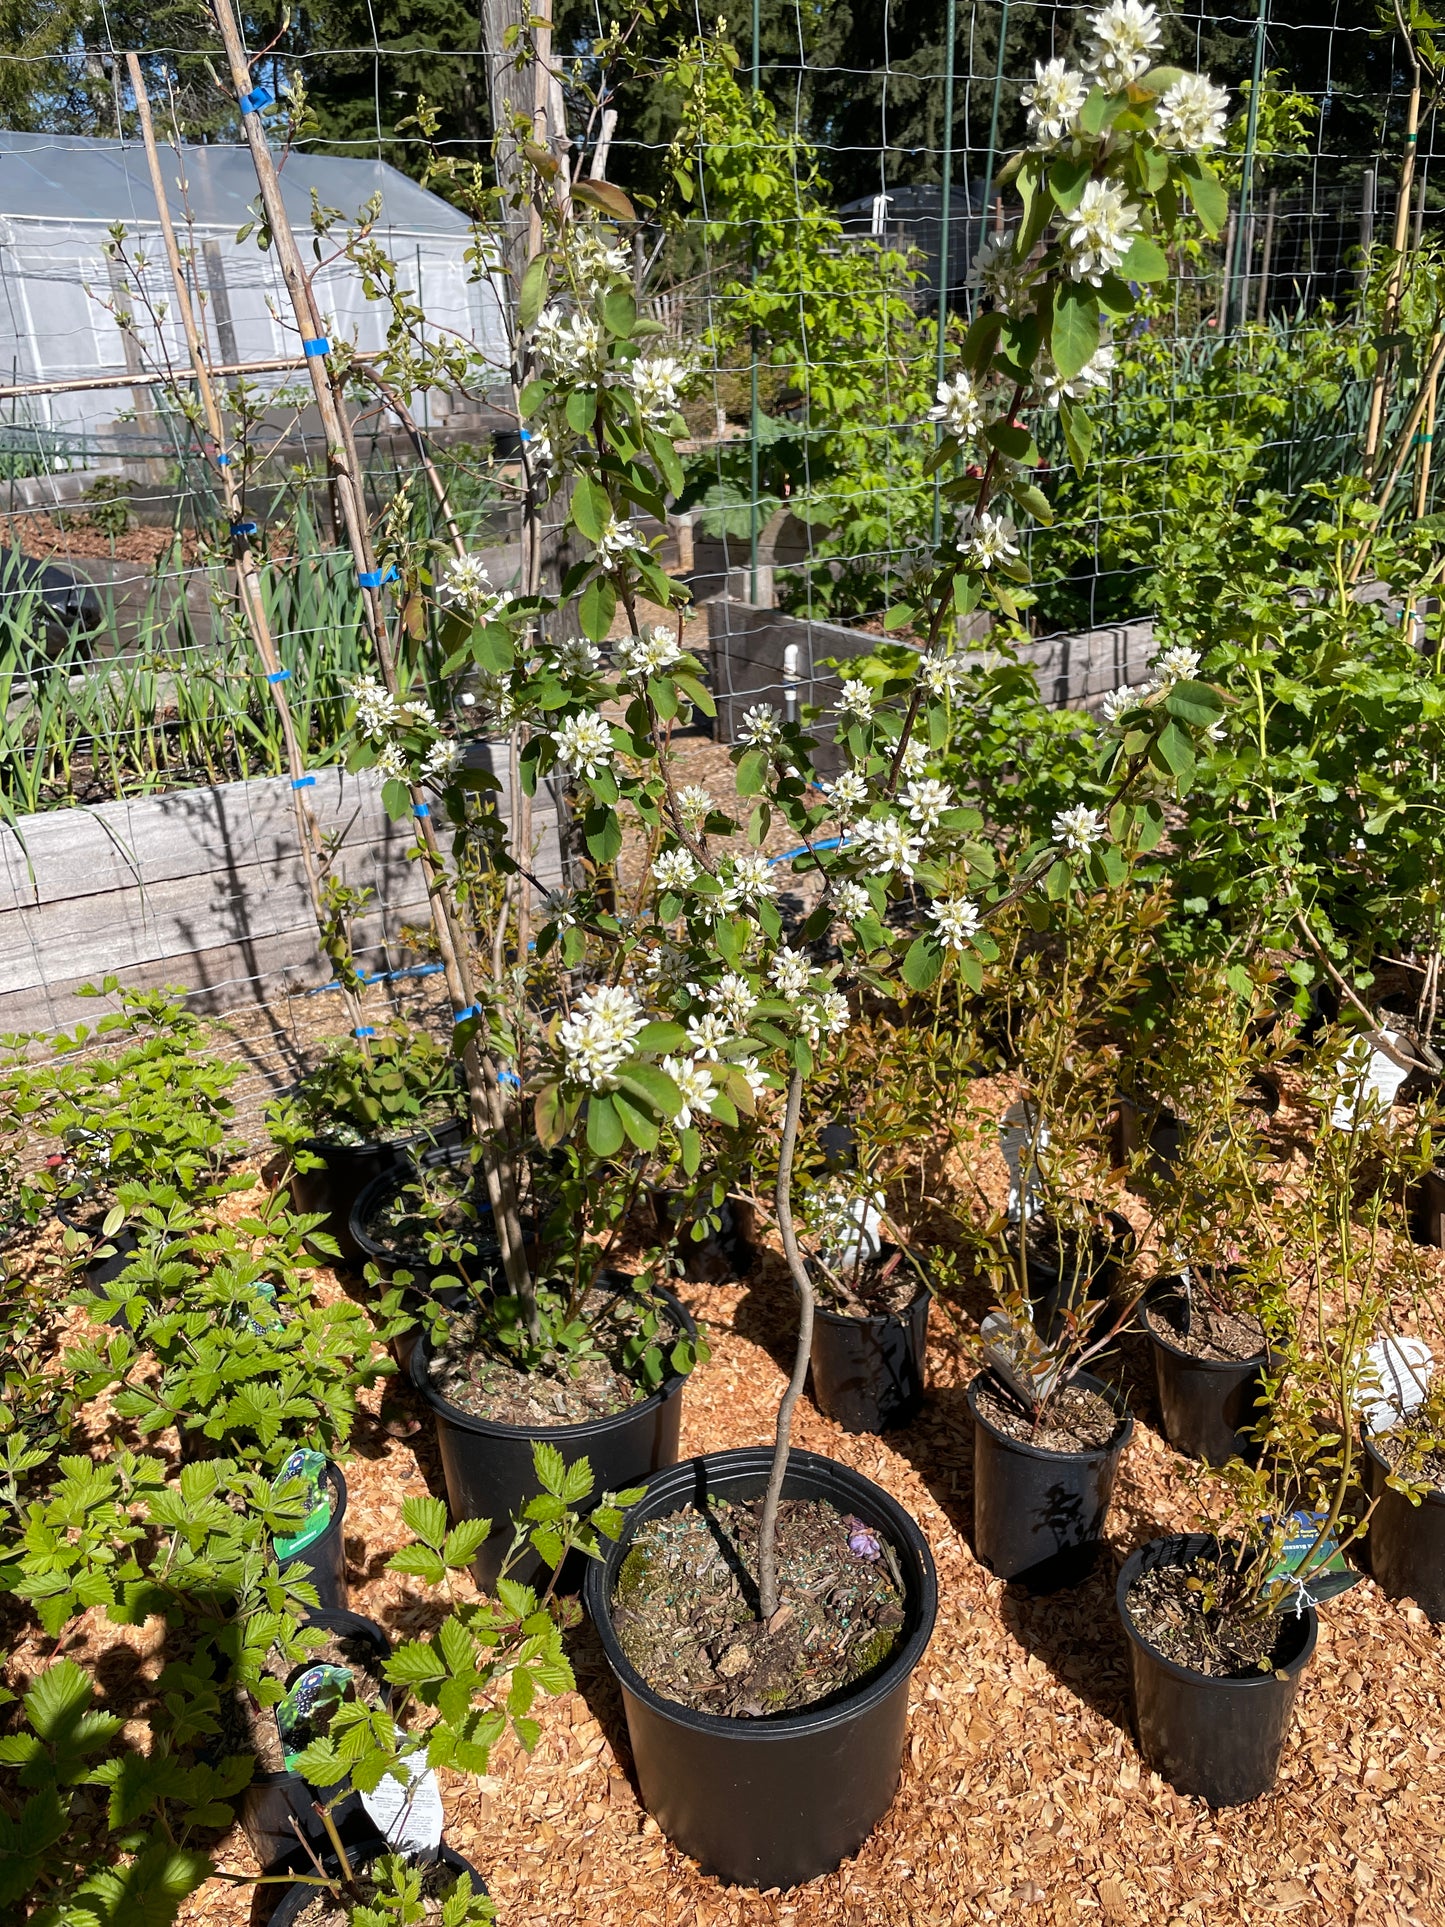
[758,1067,813,1624]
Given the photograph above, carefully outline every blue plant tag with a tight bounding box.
[277,1663,353,1768]
[272,1448,332,1559]
[1265,1509,1363,1610]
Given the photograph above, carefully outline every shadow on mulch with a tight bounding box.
[566,1607,640,1797]
[999,1557,1135,1740]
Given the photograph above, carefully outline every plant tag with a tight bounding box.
[981,1307,1064,1407]
[1330,1031,1412,1128]
[1264,1509,1363,1611]
[277,1663,354,1769]
[360,1751,445,1852]
[818,1190,884,1272]
[999,1103,1048,1222]
[234,1277,284,1335]
[1356,1333,1434,1435]
[271,1448,333,1558]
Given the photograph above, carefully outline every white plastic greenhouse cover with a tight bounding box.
[0,132,508,442]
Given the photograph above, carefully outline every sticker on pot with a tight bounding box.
[1264,1509,1363,1610]
[1330,1031,1413,1129]
[1356,1333,1434,1435]
[271,1448,333,1559]
[360,1749,446,1852]
[999,1104,1048,1223]
[277,1663,355,1769]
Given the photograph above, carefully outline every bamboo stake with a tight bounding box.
[1364,4,1423,472]
[1416,334,1440,517]
[1349,321,1445,583]
[0,353,381,403]
[209,0,531,1296]
[127,53,366,1042]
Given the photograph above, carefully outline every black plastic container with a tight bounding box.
[349,1142,498,1287]
[810,1279,931,1434]
[1144,1286,1268,1467]
[1364,1433,1445,1620]
[1007,1210,1134,1343]
[291,1119,465,1269]
[271,1463,350,1611]
[1412,1167,1445,1249]
[1117,1534,1317,1805]
[55,1196,141,1293]
[968,1369,1132,1590]
[267,1842,487,1925]
[240,1606,392,1872]
[648,1187,756,1283]
[410,1285,696,1593]
[584,1447,938,1890]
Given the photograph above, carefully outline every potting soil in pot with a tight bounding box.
[1370,1409,1445,1488]
[974,1377,1119,1452]
[283,1858,467,1927]
[609,1494,906,1717]
[815,1248,920,1318]
[217,1623,390,1775]
[358,1172,500,1273]
[1145,1294,1265,1363]
[425,1286,679,1427]
[1125,1562,1293,1678]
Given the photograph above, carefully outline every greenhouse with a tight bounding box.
[2,5,1444,1927]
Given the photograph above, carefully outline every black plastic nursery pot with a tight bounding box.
[266,1842,487,1925]
[348,1143,498,1287]
[1116,1534,1318,1806]
[1009,1210,1134,1344]
[968,1370,1132,1591]
[291,1119,465,1269]
[648,1186,757,1284]
[410,1284,696,1593]
[810,1280,931,1435]
[1144,1287,1268,1468]
[583,1447,938,1891]
[271,1463,350,1611]
[54,1196,141,1293]
[1364,1434,1445,1621]
[1412,1167,1445,1250]
[240,1606,392,1873]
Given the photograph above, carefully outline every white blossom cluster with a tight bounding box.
[770,947,814,997]
[557,983,647,1091]
[901,777,954,834]
[1037,337,1116,407]
[1021,58,1090,145]
[702,972,758,1027]
[973,234,1032,316]
[824,769,869,823]
[919,648,972,699]
[899,738,930,778]
[552,709,613,780]
[1156,73,1230,151]
[595,515,645,570]
[677,783,713,825]
[718,852,779,911]
[350,674,402,740]
[928,372,984,440]
[956,507,1021,571]
[1053,803,1108,854]
[1083,0,1162,91]
[832,880,873,925]
[627,354,692,425]
[738,704,782,749]
[549,635,602,679]
[1063,178,1142,285]
[532,305,606,386]
[929,896,981,950]
[685,1012,733,1059]
[802,989,851,1046]
[613,625,683,683]
[838,679,875,723]
[851,814,925,881]
[661,1054,716,1130]
[652,847,698,893]
[1100,643,1204,724]
[440,553,516,624]
[573,226,631,296]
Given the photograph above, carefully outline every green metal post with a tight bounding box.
[749,0,762,603]
[1229,0,1269,331]
[932,0,957,547]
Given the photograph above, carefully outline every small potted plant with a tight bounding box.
[1361,1338,1445,1621]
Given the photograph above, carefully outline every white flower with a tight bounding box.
[919,649,970,699]
[422,738,463,781]
[851,814,925,880]
[706,973,757,1026]
[552,635,602,678]
[832,880,872,924]
[1053,803,1108,853]
[956,506,1021,571]
[377,741,409,780]
[574,225,631,295]
[662,1055,716,1130]
[614,625,683,683]
[928,372,984,440]
[532,304,606,384]
[685,1012,733,1060]
[1063,179,1142,285]
[1037,337,1116,407]
[677,783,713,826]
[350,673,402,740]
[930,896,981,950]
[441,553,515,624]
[739,704,782,749]
[899,738,930,779]
[552,709,613,780]
[804,989,851,1045]
[468,670,524,731]
[1084,0,1163,91]
[1021,58,1090,145]
[1101,683,1146,724]
[541,888,578,931]
[652,848,698,893]
[524,429,555,471]
[770,947,814,997]
[901,777,954,834]
[556,983,646,1090]
[974,232,1031,316]
[737,1057,771,1101]
[1152,643,1202,686]
[719,853,779,911]
[838,679,876,723]
[824,769,869,823]
[628,354,691,424]
[1156,72,1229,150]
[595,515,644,569]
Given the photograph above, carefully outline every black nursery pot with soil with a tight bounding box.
[809,1248,931,1435]
[1144,1283,1268,1467]
[583,1447,938,1891]
[1364,1430,1445,1621]
[292,1117,466,1269]
[410,1282,696,1593]
[967,1369,1132,1591]
[267,1843,487,1927]
[1117,1534,1317,1806]
[240,1606,393,1873]
[54,1196,141,1294]
[270,1463,350,1612]
[1008,1209,1134,1344]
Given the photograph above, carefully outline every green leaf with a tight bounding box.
[532,1441,568,1497]
[602,287,638,338]
[401,1493,449,1546]
[1050,286,1101,381]
[1176,157,1228,238]
[570,475,610,542]
[1153,719,1197,783]
[1048,151,1092,212]
[1059,398,1095,478]
[985,419,1037,463]
[1044,857,1073,900]
[1164,679,1225,727]
[442,1519,493,1569]
[633,1020,688,1051]
[1117,233,1169,283]
[387,1544,447,1585]
[901,936,943,991]
[612,1087,660,1151]
[614,1061,683,1117]
[566,387,598,434]
[586,1093,625,1157]
[583,805,622,864]
[578,574,617,643]
[519,255,549,331]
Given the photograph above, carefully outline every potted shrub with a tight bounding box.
[1362,1345,1445,1621]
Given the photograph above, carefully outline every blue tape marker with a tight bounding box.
[453,1004,481,1024]
[215,453,232,466]
[357,564,398,589]
[239,87,273,114]
[353,1026,376,1038]
[498,1067,521,1089]
[291,775,316,789]
[302,336,330,357]
[413,802,430,818]
[231,519,258,536]
[267,668,291,684]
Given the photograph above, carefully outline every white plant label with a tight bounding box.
[1330,1031,1412,1128]
[819,1191,885,1272]
[360,1753,445,1852]
[1356,1334,1434,1435]
[1000,1102,1049,1223]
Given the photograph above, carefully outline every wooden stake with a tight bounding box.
[1364,6,1422,471]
